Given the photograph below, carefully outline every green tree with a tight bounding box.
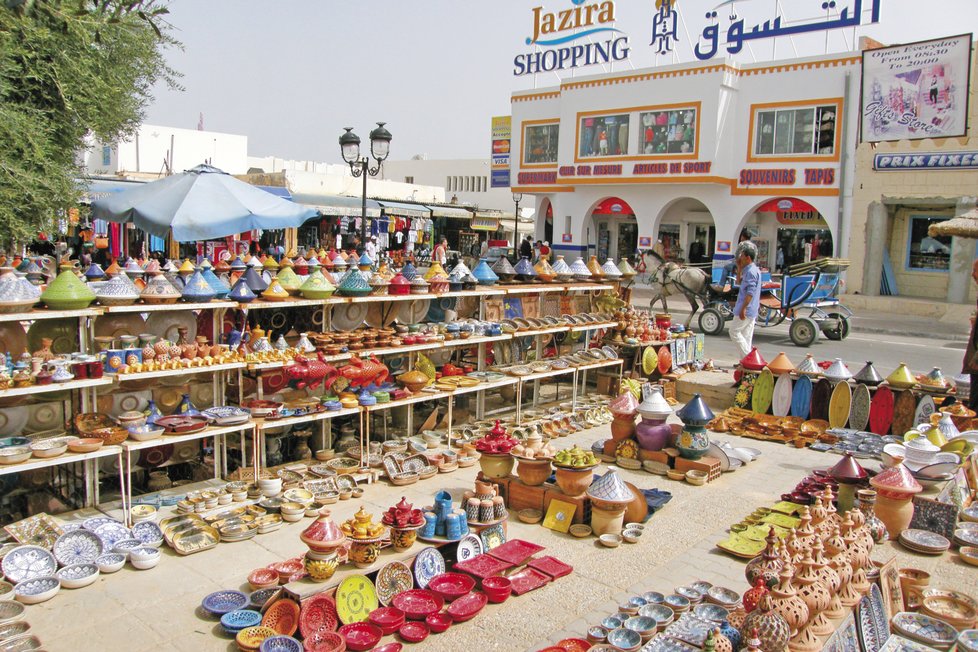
[0,0,180,246]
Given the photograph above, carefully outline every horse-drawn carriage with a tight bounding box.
[646,253,851,347]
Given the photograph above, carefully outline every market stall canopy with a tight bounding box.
[77,177,147,204]
[928,208,978,238]
[291,191,381,218]
[91,164,318,242]
[376,200,430,219]
[425,204,473,219]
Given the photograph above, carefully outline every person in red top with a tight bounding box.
[539,241,551,262]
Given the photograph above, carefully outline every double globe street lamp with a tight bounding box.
[339,122,393,246]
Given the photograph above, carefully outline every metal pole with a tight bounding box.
[361,159,368,246]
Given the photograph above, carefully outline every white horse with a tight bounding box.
[646,255,711,328]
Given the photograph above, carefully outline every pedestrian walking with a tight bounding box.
[729,241,760,358]
[433,236,448,266]
[962,259,978,411]
[519,235,533,260]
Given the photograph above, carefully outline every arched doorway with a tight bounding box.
[588,197,638,262]
[740,197,834,272]
[541,199,553,245]
[655,198,716,265]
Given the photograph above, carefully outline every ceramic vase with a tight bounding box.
[610,414,636,441]
[478,453,514,479]
[390,527,418,552]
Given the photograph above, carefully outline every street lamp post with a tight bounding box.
[512,192,523,256]
[339,123,393,248]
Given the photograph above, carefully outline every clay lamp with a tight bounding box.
[766,352,794,376]
[828,453,868,511]
[676,393,715,427]
[886,362,915,389]
[740,347,767,371]
[853,361,883,386]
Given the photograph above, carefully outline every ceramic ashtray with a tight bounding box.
[622,528,643,543]
[599,533,622,548]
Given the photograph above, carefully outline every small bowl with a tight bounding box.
[685,470,708,486]
[607,627,642,652]
[599,533,622,548]
[625,615,657,638]
[481,576,512,604]
[518,509,543,524]
[0,446,31,465]
[56,563,99,589]
[569,524,592,538]
[425,612,453,633]
[96,553,126,574]
[67,438,104,454]
[959,547,978,567]
[116,411,147,428]
[666,469,685,481]
[624,523,645,531]
[601,616,623,630]
[622,528,643,543]
[587,626,609,644]
[129,547,161,570]
[126,424,164,442]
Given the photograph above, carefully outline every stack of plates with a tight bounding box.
[898,529,950,555]
[953,526,978,548]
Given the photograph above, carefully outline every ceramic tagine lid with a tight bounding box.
[242,266,269,293]
[356,253,372,270]
[139,272,182,304]
[920,367,947,389]
[568,257,592,279]
[677,393,715,427]
[338,269,372,296]
[177,258,196,275]
[124,259,146,279]
[886,363,915,389]
[0,268,40,310]
[514,257,537,279]
[869,463,922,497]
[409,276,430,294]
[552,255,573,280]
[84,262,106,281]
[300,509,347,551]
[293,257,309,276]
[229,278,257,303]
[299,270,336,299]
[40,266,97,309]
[637,384,673,421]
[617,258,637,279]
[400,262,417,281]
[586,469,633,504]
[795,354,821,376]
[823,358,852,382]
[181,269,216,302]
[492,256,517,280]
[261,278,290,301]
[214,258,231,274]
[472,260,498,285]
[94,273,140,306]
[103,259,122,276]
[853,361,883,386]
[388,272,410,295]
[936,412,960,440]
[534,258,557,282]
[229,256,247,272]
[609,389,639,417]
[828,452,868,485]
[263,256,279,272]
[274,266,302,295]
[449,261,471,277]
[586,255,605,278]
[740,347,768,371]
[766,352,794,375]
[201,266,230,298]
[447,269,466,290]
[601,258,623,278]
[423,260,447,280]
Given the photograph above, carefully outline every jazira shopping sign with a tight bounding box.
[861,34,973,142]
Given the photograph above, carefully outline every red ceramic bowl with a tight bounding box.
[368,606,406,635]
[425,612,453,633]
[303,630,345,652]
[481,576,513,603]
[446,591,487,623]
[391,589,444,620]
[427,572,476,602]
[374,644,404,652]
[338,622,383,652]
[398,621,430,644]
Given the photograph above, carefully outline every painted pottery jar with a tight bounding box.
[869,465,921,539]
[551,255,574,281]
[740,595,790,652]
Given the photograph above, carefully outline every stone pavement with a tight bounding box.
[19,414,971,652]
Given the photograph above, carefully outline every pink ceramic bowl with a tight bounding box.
[481,576,512,603]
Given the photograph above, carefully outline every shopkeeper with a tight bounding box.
[365,235,377,261]
[729,241,761,358]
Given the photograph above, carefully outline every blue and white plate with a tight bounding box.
[94,522,131,549]
[81,517,116,532]
[202,589,249,616]
[56,563,99,589]
[131,521,163,547]
[412,546,445,589]
[53,530,103,567]
[13,576,60,604]
[456,534,483,562]
[1,546,57,584]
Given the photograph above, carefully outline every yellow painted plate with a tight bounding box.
[828,380,853,429]
[751,368,775,415]
[716,534,767,559]
[642,346,658,375]
[335,574,378,624]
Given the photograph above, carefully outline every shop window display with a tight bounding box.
[578,113,631,157]
[523,123,559,165]
[639,107,696,155]
[754,103,836,156]
[906,214,952,271]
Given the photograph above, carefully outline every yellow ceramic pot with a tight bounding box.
[349,540,380,568]
[304,553,338,582]
[886,363,915,389]
[390,527,418,552]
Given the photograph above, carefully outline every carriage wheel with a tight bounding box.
[822,310,850,341]
[698,308,725,336]
[789,317,819,347]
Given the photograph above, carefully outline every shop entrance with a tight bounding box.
[588,197,636,262]
[655,198,716,265]
[752,198,833,272]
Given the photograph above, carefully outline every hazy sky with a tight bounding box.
[146,0,978,162]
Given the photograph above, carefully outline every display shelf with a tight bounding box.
[577,359,625,372]
[102,300,237,313]
[516,326,569,337]
[312,334,513,365]
[501,283,616,295]
[514,367,577,383]
[0,376,113,399]
[363,389,449,412]
[448,377,518,397]
[569,321,618,332]
[120,423,255,452]
[0,307,103,323]
[253,407,361,431]
[238,297,331,310]
[247,359,297,372]
[114,361,246,382]
[0,445,122,477]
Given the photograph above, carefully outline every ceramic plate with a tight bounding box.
[395,299,430,326]
[27,318,79,355]
[365,302,398,329]
[335,574,378,625]
[0,323,27,362]
[857,595,883,652]
[92,313,146,341]
[1,545,57,583]
[53,530,103,566]
[870,584,890,641]
[94,522,131,549]
[891,612,958,648]
[24,401,63,435]
[914,395,936,429]
[479,524,506,551]
[892,390,917,438]
[771,373,792,417]
[331,303,369,332]
[829,380,853,429]
[456,534,484,563]
[811,378,831,421]
[299,594,339,638]
[0,407,29,438]
[899,529,950,553]
[751,368,774,415]
[791,375,812,419]
[145,311,197,344]
[879,634,945,651]
[657,346,672,375]
[412,547,445,589]
[375,561,413,606]
[959,630,978,652]
[850,383,871,432]
[870,385,895,435]
[642,347,658,375]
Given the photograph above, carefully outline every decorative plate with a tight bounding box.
[958,630,978,652]
[486,539,544,566]
[869,385,895,435]
[131,521,163,547]
[870,584,890,641]
[456,534,484,562]
[396,299,431,326]
[445,591,487,622]
[27,318,79,355]
[0,601,24,624]
[145,310,197,344]
[452,553,513,580]
[4,513,63,548]
[824,611,860,652]
[527,555,573,579]
[261,598,300,636]
[914,395,936,428]
[878,634,943,651]
[828,380,852,429]
[849,383,871,432]
[642,636,699,651]
[412,547,445,589]
[857,595,883,652]
[790,375,813,419]
[898,529,950,553]
[299,594,339,637]
[734,373,755,409]
[666,613,714,647]
[94,522,132,549]
[771,373,792,417]
[507,567,551,596]
[479,524,506,551]
[642,347,658,375]
[810,378,832,421]
[1,546,57,584]
[751,368,775,415]
[25,401,63,434]
[892,390,917,439]
[391,589,444,620]
[93,313,146,341]
[891,612,958,648]
[335,574,378,624]
[657,345,672,375]
[53,529,103,566]
[81,516,115,532]
[375,561,413,606]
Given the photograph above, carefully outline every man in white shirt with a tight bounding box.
[365,235,377,260]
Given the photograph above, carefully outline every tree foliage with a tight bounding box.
[0,0,180,246]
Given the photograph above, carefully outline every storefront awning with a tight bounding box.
[377,200,430,219]
[475,210,514,220]
[291,192,381,218]
[256,185,292,200]
[78,178,147,203]
[425,204,472,219]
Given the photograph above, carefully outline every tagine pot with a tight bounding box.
[886,362,915,389]
[478,453,515,479]
[853,361,883,386]
[740,347,768,371]
[766,352,794,376]
[869,464,922,539]
[823,358,852,383]
[41,266,96,309]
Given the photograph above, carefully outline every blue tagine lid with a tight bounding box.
[514,257,537,279]
[472,259,499,285]
[230,255,247,271]
[201,267,230,299]
[242,266,268,293]
[181,269,216,303]
[229,278,257,303]
[84,263,106,281]
[359,252,374,269]
[676,393,714,427]
[401,262,418,281]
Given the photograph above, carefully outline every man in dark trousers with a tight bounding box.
[519,235,533,260]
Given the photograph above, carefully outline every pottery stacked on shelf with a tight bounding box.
[0,267,41,313]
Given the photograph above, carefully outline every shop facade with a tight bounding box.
[510,52,860,273]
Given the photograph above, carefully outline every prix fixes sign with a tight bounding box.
[873,151,978,171]
[513,0,630,77]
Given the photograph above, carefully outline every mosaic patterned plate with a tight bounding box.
[1,545,57,583]
[849,383,871,432]
[870,584,890,641]
[642,636,699,652]
[892,390,917,438]
[299,594,338,637]
[131,521,164,546]
[913,395,936,428]
[95,522,132,549]
[958,630,978,652]
[879,634,942,651]
[375,561,413,606]
[412,547,445,589]
[456,534,483,562]
[335,574,378,625]
[3,514,63,549]
[479,524,506,551]
[665,613,714,647]
[891,612,958,648]
[53,529,104,566]
[857,595,883,652]
[898,529,950,554]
